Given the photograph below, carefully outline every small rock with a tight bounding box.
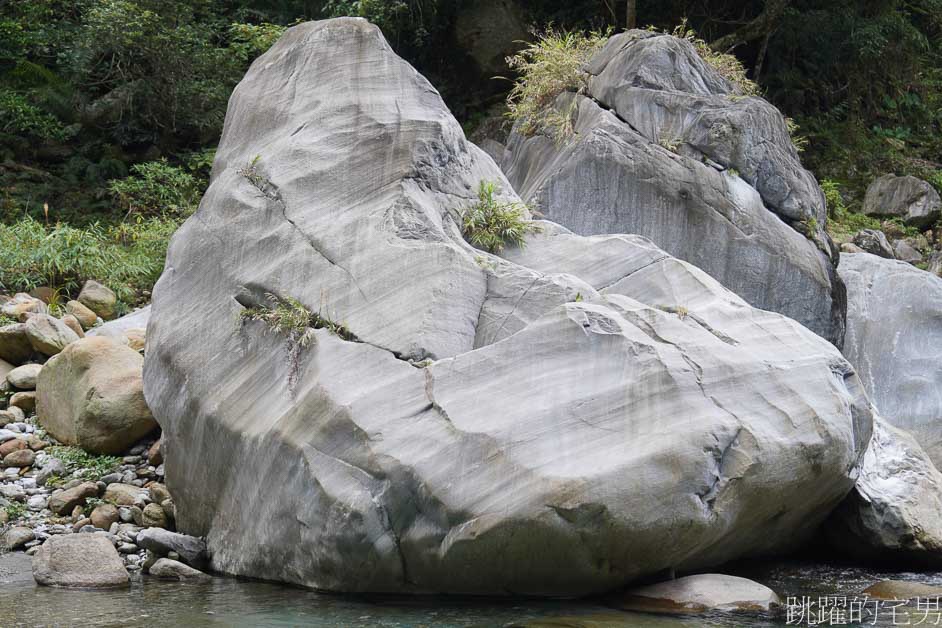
[853,229,896,259]
[90,503,120,530]
[47,481,99,515]
[32,533,129,588]
[2,448,35,468]
[24,314,80,357]
[72,518,92,532]
[148,558,210,581]
[130,505,144,526]
[613,574,781,615]
[27,495,47,511]
[0,323,33,365]
[60,315,85,339]
[1,294,46,323]
[141,502,168,529]
[77,280,117,320]
[65,300,99,330]
[35,458,67,486]
[147,438,163,466]
[148,482,170,505]
[136,528,208,569]
[103,483,149,506]
[0,438,27,458]
[7,363,41,390]
[118,507,133,523]
[2,526,36,551]
[9,391,36,413]
[26,434,45,451]
[117,542,138,554]
[894,239,923,264]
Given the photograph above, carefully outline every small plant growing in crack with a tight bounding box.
[461,180,540,253]
[658,134,682,153]
[240,293,356,346]
[656,304,689,320]
[238,154,268,190]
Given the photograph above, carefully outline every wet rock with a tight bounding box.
[144,18,872,595]
[36,336,157,454]
[852,229,895,259]
[6,363,41,389]
[24,314,79,357]
[32,533,129,588]
[863,580,942,600]
[47,482,99,515]
[77,280,117,320]
[148,557,210,581]
[613,574,781,614]
[863,174,942,228]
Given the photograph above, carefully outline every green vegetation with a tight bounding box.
[461,181,539,253]
[669,19,759,97]
[45,445,121,482]
[0,215,178,310]
[109,160,199,217]
[505,28,609,139]
[4,501,26,521]
[241,293,355,347]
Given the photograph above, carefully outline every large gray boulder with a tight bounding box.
[144,18,872,595]
[825,419,942,566]
[839,253,942,466]
[500,30,845,346]
[863,174,941,228]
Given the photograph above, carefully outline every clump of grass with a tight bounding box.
[4,501,26,521]
[671,19,759,97]
[461,181,540,253]
[240,293,355,347]
[658,134,682,153]
[506,27,610,139]
[0,313,18,326]
[45,446,120,481]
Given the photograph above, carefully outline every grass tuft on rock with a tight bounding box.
[460,181,540,253]
[240,293,355,347]
[505,27,609,139]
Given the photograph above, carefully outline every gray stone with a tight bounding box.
[87,305,150,346]
[2,526,35,551]
[136,528,207,569]
[1,293,46,322]
[24,314,79,357]
[32,533,129,588]
[839,253,942,466]
[614,573,781,614]
[7,363,41,390]
[826,419,942,566]
[36,336,157,454]
[852,229,896,259]
[36,458,67,486]
[77,280,117,320]
[928,251,942,277]
[863,174,942,228]
[47,482,99,515]
[0,323,34,365]
[64,300,99,330]
[894,239,923,264]
[501,58,844,345]
[148,557,210,580]
[143,19,872,595]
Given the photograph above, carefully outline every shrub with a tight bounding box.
[0,215,178,309]
[506,28,609,139]
[108,159,200,217]
[460,181,539,253]
[0,89,66,140]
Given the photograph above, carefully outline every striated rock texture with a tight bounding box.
[499,30,845,346]
[825,419,942,566]
[144,18,872,595]
[839,253,942,467]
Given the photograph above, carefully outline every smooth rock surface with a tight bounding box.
[839,253,942,466]
[32,533,129,588]
[24,314,79,357]
[863,174,942,228]
[7,363,41,390]
[500,30,844,345]
[36,336,157,454]
[863,580,942,600]
[614,574,781,614]
[144,18,872,595]
[136,528,207,568]
[88,305,150,345]
[826,419,942,566]
[148,557,209,580]
[77,280,117,320]
[0,323,34,365]
[65,300,99,329]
